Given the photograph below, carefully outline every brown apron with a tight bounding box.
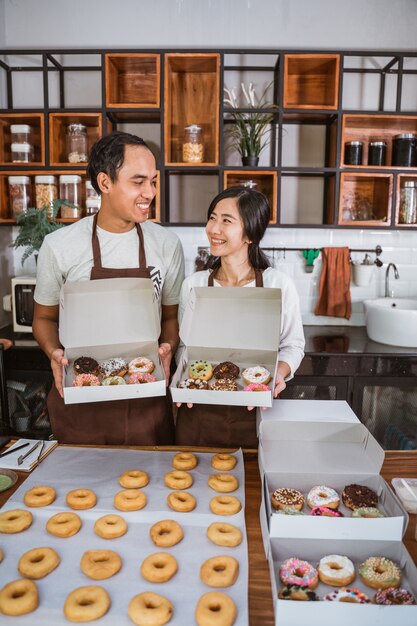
[47,214,175,445]
[175,268,263,449]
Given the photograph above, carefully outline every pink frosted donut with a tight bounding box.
[242,366,271,385]
[244,383,270,392]
[128,357,155,374]
[73,374,100,387]
[128,373,157,384]
[310,506,344,517]
[280,558,318,589]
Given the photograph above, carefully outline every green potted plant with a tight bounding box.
[11,200,66,265]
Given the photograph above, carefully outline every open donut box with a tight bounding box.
[59,277,166,404]
[170,286,281,408]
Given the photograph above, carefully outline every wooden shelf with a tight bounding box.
[105,54,160,108]
[338,172,393,226]
[0,113,45,166]
[283,54,340,110]
[223,171,278,223]
[395,173,417,227]
[49,113,108,166]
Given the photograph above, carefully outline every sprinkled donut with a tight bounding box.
[242,366,271,385]
[18,547,60,579]
[178,378,208,389]
[64,586,110,622]
[244,383,270,392]
[189,360,213,381]
[102,375,126,385]
[280,558,318,589]
[128,356,155,374]
[277,508,304,516]
[72,373,100,387]
[128,372,157,384]
[128,592,173,626]
[352,506,384,518]
[99,357,128,377]
[324,587,370,603]
[73,356,99,375]
[0,579,38,616]
[310,506,343,517]
[342,483,378,510]
[195,592,237,626]
[373,587,416,605]
[359,556,401,590]
[212,361,240,380]
[318,554,355,586]
[307,485,340,510]
[0,509,33,533]
[271,487,304,511]
[210,379,238,391]
[278,585,319,601]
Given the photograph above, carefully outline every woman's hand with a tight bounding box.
[274,371,287,398]
[50,348,68,398]
[158,342,173,386]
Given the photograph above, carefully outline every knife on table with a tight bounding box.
[18,441,42,466]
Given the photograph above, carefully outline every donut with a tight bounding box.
[114,489,147,511]
[210,379,238,391]
[244,383,270,392]
[324,587,370,603]
[141,552,178,583]
[271,487,304,511]
[172,452,198,470]
[128,357,155,375]
[66,488,97,510]
[276,508,304,516]
[72,373,101,387]
[210,496,241,516]
[150,520,184,547]
[373,587,416,605]
[128,592,173,626]
[310,506,343,517]
[207,522,242,547]
[195,592,237,626]
[128,373,157,384]
[18,547,60,579]
[74,356,99,375]
[99,357,128,377]
[94,514,128,539]
[178,378,208,389]
[318,554,355,586]
[46,512,82,538]
[280,558,318,589]
[213,361,240,380]
[119,469,149,488]
[80,549,122,580]
[24,485,56,507]
[0,548,3,562]
[352,506,384,518]
[0,579,38,616]
[200,555,239,588]
[102,375,126,385]
[64,586,110,622]
[208,474,239,493]
[211,454,237,471]
[342,484,378,510]
[242,366,271,385]
[167,491,196,512]
[0,509,33,533]
[164,470,193,490]
[307,485,340,510]
[359,556,401,589]
[278,585,319,601]
[189,360,213,381]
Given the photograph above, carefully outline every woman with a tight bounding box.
[175,186,305,448]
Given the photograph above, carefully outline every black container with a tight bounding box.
[368,141,387,166]
[344,141,363,165]
[392,133,417,167]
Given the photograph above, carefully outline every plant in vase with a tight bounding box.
[11,200,67,264]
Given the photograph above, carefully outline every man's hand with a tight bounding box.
[158,342,173,386]
[50,348,68,398]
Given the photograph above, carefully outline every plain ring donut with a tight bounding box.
[200,555,239,588]
[211,454,237,471]
[80,549,122,580]
[66,488,97,510]
[128,592,173,626]
[94,514,128,539]
[164,470,193,490]
[24,485,56,507]
[114,489,147,511]
[46,512,82,538]
[18,546,60,579]
[195,591,237,626]
[207,522,242,547]
[210,496,241,516]
[167,491,196,512]
[318,554,355,586]
[172,452,198,470]
[0,509,33,533]
[150,520,184,548]
[119,469,149,489]
[141,552,178,583]
[64,586,110,622]
[0,579,39,616]
[208,474,239,493]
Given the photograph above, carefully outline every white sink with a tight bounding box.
[364,298,417,347]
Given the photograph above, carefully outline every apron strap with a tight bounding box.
[208,267,264,287]
[91,214,147,269]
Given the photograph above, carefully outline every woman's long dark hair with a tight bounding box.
[205,186,271,272]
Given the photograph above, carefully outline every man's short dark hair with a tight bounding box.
[87,131,152,195]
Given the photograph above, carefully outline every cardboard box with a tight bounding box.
[171,286,281,408]
[60,277,166,404]
[258,399,361,426]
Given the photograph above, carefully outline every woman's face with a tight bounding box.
[206,197,250,259]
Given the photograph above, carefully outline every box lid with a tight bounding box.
[59,277,160,349]
[258,399,360,425]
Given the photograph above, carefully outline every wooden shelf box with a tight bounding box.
[164,53,220,165]
[395,173,417,227]
[338,172,392,226]
[223,170,278,223]
[0,113,45,166]
[49,113,107,166]
[283,54,340,110]
[105,54,160,108]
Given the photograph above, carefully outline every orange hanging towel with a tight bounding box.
[314,247,351,320]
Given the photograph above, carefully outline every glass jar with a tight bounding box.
[392,133,417,167]
[35,175,58,216]
[344,141,363,165]
[59,174,82,218]
[10,123,33,144]
[85,197,101,215]
[66,123,88,163]
[399,180,417,224]
[183,124,204,163]
[85,180,100,200]
[368,141,386,166]
[8,175,31,217]
[11,142,33,163]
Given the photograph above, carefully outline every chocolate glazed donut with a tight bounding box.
[213,362,240,380]
[74,357,100,375]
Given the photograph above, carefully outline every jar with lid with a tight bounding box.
[59,174,82,218]
[85,180,100,200]
[368,141,387,166]
[8,175,32,217]
[85,197,101,216]
[35,175,58,216]
[344,141,363,165]
[66,123,88,163]
[10,124,33,145]
[11,142,33,163]
[392,133,417,167]
[399,180,417,224]
[183,124,204,163]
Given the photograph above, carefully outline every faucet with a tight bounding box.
[385,263,400,297]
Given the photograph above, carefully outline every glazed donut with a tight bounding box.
[167,491,196,512]
[128,373,157,384]
[141,552,178,583]
[74,356,99,375]
[99,357,128,377]
[207,522,242,547]
[94,514,128,539]
[178,378,208,389]
[210,379,238,391]
[195,592,237,626]
[73,373,101,387]
[307,485,340,510]
[114,489,147,512]
[102,375,126,385]
[0,579,38,616]
[128,356,155,375]
[280,558,318,589]
[46,512,81,538]
[213,361,240,380]
[24,485,56,507]
[200,555,239,588]
[164,470,193,490]
[64,586,110,622]
[342,484,378,510]
[359,556,401,590]
[66,488,97,510]
[128,592,173,626]
[324,587,369,603]
[271,487,304,511]
[18,547,60,579]
[276,508,304,516]
[150,520,184,547]
[318,554,355,586]
[172,452,198,470]
[189,360,213,381]
[80,549,122,580]
[352,507,384,518]
[373,587,416,605]
[244,383,270,392]
[210,496,241,516]
[278,585,319,601]
[311,506,343,517]
[211,454,237,471]
[119,469,149,489]
[242,366,271,385]
[0,509,33,533]
[208,473,239,493]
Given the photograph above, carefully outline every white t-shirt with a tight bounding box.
[34,216,185,312]
[178,267,305,378]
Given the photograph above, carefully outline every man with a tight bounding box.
[33,132,184,445]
